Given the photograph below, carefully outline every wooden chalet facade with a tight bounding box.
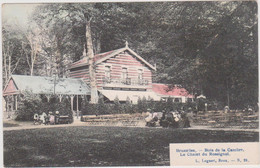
[68,43,161,103]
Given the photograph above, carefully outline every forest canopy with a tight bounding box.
[2,1,258,109]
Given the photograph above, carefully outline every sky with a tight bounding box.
[2,4,39,28]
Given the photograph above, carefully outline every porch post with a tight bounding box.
[5,96,7,112]
[15,95,18,110]
[59,95,62,102]
[76,95,79,119]
[70,95,74,112]
[46,95,51,102]
[11,95,14,111]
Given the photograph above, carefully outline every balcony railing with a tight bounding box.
[103,77,148,86]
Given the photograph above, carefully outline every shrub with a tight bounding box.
[81,99,98,115]
[16,90,72,121]
[124,96,133,114]
[16,90,42,121]
[98,96,107,114]
[113,96,121,113]
[80,96,201,115]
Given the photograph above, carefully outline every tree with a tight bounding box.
[23,26,41,76]
[31,3,142,103]
[3,2,257,109]
[2,21,26,86]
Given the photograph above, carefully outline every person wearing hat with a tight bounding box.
[55,111,60,124]
[145,108,153,126]
[33,113,39,125]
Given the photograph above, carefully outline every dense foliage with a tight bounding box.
[81,97,197,115]
[16,90,72,121]
[3,2,258,109]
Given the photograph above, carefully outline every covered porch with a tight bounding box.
[3,75,91,119]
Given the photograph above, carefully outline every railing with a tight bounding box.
[103,77,148,86]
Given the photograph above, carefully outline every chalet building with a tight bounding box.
[2,42,194,119]
[3,75,90,118]
[68,43,193,103]
[68,43,161,103]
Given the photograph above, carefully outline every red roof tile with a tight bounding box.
[152,83,194,98]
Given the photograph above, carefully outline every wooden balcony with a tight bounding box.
[102,77,149,89]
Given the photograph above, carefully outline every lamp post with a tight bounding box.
[52,72,60,124]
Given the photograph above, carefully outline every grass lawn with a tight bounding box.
[4,126,259,167]
[3,123,20,127]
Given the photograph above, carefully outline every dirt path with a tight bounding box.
[3,118,259,132]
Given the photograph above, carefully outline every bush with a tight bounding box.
[81,99,98,115]
[80,96,198,115]
[16,90,72,121]
[113,96,121,113]
[124,97,133,114]
[16,90,42,121]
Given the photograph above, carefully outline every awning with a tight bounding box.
[99,90,161,103]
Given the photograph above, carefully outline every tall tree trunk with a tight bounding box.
[30,52,34,76]
[8,49,11,78]
[55,34,63,77]
[85,17,98,104]
[3,48,8,86]
[26,34,39,76]
[3,44,20,86]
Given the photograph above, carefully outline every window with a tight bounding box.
[138,69,143,84]
[105,66,111,78]
[122,67,130,84]
[104,66,111,83]
[122,67,128,80]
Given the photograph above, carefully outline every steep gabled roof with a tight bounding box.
[69,46,156,70]
[3,75,91,96]
[152,83,194,98]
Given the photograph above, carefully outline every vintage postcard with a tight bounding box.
[1,0,259,167]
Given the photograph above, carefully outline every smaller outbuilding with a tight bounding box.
[3,75,91,118]
[152,83,194,103]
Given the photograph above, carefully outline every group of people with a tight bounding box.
[145,108,191,128]
[33,111,60,125]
